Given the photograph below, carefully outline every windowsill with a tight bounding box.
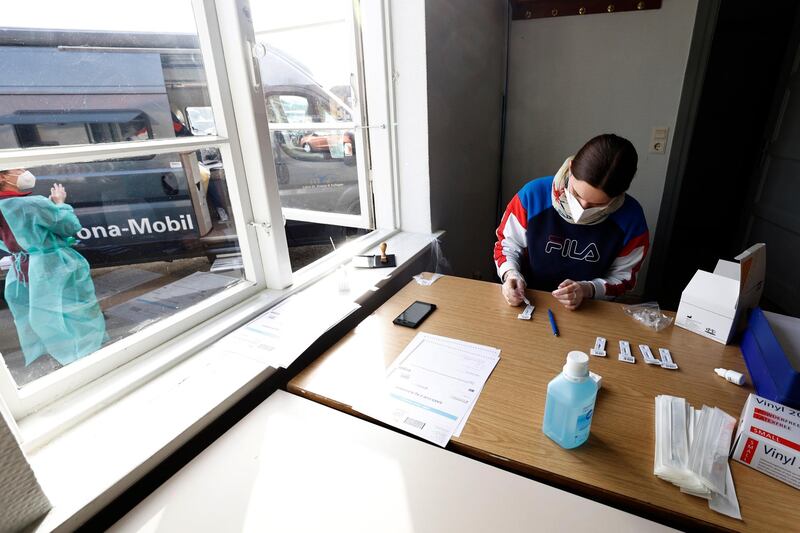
[26,230,440,533]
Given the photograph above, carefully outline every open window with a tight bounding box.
[0,1,276,421]
[0,0,397,441]
[250,1,374,269]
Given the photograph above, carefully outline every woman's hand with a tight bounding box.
[552,279,593,310]
[50,183,67,204]
[501,270,528,306]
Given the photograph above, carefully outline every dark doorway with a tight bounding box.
[647,0,800,312]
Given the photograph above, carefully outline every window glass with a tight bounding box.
[186,107,217,136]
[271,128,359,214]
[0,2,252,388]
[0,0,216,149]
[251,0,369,270]
[0,152,244,388]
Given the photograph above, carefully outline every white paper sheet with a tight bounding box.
[357,333,500,447]
[212,293,360,369]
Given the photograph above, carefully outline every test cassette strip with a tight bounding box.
[590,336,607,357]
[638,344,662,365]
[618,340,635,364]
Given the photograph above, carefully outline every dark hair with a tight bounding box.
[571,134,638,198]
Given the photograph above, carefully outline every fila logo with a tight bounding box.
[545,236,600,262]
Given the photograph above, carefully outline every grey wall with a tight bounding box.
[425,0,507,280]
[502,0,699,290]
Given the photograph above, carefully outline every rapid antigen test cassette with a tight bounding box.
[590,337,607,357]
[618,340,635,364]
[639,344,661,365]
[659,348,678,370]
[517,297,534,320]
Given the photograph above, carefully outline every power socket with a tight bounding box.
[649,127,669,154]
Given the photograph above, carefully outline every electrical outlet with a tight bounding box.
[649,127,669,154]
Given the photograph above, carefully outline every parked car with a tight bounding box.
[300,131,355,157]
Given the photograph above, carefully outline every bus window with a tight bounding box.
[0,110,152,148]
[276,95,311,123]
[186,106,217,136]
[267,93,337,124]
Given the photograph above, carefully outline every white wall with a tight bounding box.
[425,0,507,279]
[502,0,699,289]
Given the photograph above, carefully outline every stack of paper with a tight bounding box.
[356,332,500,447]
[212,293,360,369]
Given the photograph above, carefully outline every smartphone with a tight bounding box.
[393,301,436,328]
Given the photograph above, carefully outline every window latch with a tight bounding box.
[356,123,397,130]
[248,221,272,230]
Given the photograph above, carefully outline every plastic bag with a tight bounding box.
[622,302,674,331]
[414,236,451,286]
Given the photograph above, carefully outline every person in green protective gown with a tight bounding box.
[0,168,106,367]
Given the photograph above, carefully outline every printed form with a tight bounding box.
[356,333,500,447]
[212,294,360,369]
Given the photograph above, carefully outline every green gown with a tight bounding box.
[0,196,106,366]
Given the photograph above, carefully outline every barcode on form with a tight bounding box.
[404,417,425,430]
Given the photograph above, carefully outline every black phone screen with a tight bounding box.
[393,301,436,328]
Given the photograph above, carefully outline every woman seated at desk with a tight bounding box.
[494,134,649,310]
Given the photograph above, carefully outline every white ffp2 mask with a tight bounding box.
[15,171,36,190]
[565,185,608,224]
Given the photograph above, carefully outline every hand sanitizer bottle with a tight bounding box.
[542,351,598,449]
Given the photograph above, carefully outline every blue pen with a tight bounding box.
[548,309,559,337]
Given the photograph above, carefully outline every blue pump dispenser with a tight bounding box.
[542,351,598,449]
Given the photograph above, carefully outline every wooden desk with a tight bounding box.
[288,275,798,532]
[111,391,673,533]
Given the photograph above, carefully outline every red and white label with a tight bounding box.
[751,425,800,452]
[740,437,759,464]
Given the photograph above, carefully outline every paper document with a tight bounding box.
[356,333,500,447]
[212,292,359,369]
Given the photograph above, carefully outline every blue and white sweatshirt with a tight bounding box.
[494,176,650,299]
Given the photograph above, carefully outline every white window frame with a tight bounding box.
[0,0,295,420]
[360,0,400,231]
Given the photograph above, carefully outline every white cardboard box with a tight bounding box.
[675,243,766,344]
[731,393,800,490]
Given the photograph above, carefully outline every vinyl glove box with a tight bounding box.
[732,394,800,490]
[676,243,765,344]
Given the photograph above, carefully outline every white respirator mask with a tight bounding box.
[15,170,36,190]
[565,185,608,224]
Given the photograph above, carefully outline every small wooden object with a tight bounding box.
[352,241,397,268]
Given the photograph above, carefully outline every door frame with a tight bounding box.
[644,0,720,302]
